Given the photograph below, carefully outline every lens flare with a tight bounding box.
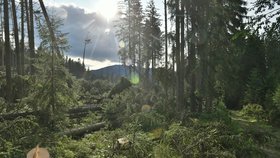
[130,72,140,84]
[119,40,125,48]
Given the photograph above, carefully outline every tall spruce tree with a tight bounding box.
[143,0,162,75]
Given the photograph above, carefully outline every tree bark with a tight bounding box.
[29,0,35,74]
[11,0,21,75]
[175,0,184,111]
[189,23,197,113]
[21,0,25,75]
[4,0,12,102]
[61,122,106,137]
[180,2,185,111]
[164,0,168,69]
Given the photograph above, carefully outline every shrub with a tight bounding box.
[270,85,280,126]
[241,104,266,121]
[199,101,232,124]
[0,116,40,157]
[153,143,180,158]
[129,111,166,132]
[161,121,264,158]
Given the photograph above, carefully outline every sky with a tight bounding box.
[42,0,257,70]
[43,0,164,70]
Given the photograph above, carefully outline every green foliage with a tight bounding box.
[0,116,40,157]
[273,85,280,109]
[244,69,266,105]
[199,101,232,124]
[241,104,266,121]
[103,87,145,128]
[22,52,78,130]
[153,143,180,158]
[130,111,166,132]
[161,121,264,158]
[270,85,280,126]
[78,79,112,104]
[36,15,70,54]
[51,136,96,158]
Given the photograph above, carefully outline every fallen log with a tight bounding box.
[0,111,36,120]
[61,122,106,137]
[0,104,102,120]
[68,104,103,118]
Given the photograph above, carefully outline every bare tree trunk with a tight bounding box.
[180,2,185,112]
[28,0,35,74]
[4,0,12,102]
[164,0,168,69]
[189,22,197,112]
[24,0,30,73]
[172,44,175,96]
[11,0,21,75]
[21,0,25,75]
[0,0,3,67]
[175,0,184,111]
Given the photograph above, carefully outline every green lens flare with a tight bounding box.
[130,72,140,84]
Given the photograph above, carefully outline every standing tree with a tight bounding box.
[143,0,162,79]
[4,0,12,102]
[21,0,25,74]
[11,0,21,75]
[115,0,143,71]
[28,0,35,74]
[164,0,168,69]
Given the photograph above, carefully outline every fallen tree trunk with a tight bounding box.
[68,104,103,118]
[0,104,102,120]
[61,122,106,137]
[0,111,36,120]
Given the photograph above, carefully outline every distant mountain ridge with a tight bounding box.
[90,65,131,80]
[90,65,153,82]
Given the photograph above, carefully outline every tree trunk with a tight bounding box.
[11,0,21,75]
[0,42,3,67]
[180,2,185,112]
[38,0,63,112]
[164,0,168,69]
[61,122,106,137]
[172,44,176,96]
[29,0,35,74]
[24,0,31,74]
[175,0,184,111]
[21,0,25,75]
[1,104,102,120]
[189,24,197,112]
[4,0,12,102]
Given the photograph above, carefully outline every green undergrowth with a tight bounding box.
[47,102,279,158]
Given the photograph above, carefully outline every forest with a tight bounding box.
[0,0,280,157]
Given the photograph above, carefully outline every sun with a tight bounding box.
[97,0,117,21]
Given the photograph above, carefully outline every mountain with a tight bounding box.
[90,65,131,80]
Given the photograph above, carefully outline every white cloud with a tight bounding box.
[67,56,120,70]
[43,5,119,70]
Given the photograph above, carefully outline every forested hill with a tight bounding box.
[1,0,280,157]
[91,65,131,80]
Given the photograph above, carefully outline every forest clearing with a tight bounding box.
[1,0,280,157]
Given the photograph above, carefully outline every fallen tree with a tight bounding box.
[61,122,106,137]
[0,104,102,120]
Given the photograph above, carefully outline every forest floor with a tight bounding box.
[230,111,280,158]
